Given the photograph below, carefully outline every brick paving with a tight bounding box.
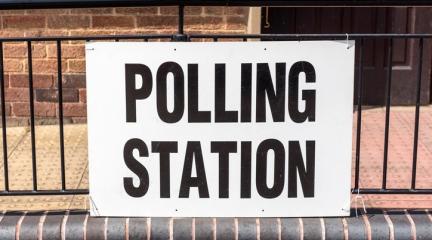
[353,105,432,209]
[0,124,88,210]
[0,106,430,211]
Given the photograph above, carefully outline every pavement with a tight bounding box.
[0,124,88,211]
[0,106,430,211]
[353,105,432,209]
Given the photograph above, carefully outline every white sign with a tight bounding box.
[86,41,355,217]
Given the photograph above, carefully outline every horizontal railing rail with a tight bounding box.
[0,0,431,9]
[0,33,431,42]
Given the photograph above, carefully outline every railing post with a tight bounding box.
[0,42,8,192]
[354,38,364,191]
[382,38,393,189]
[411,37,424,190]
[57,40,66,191]
[173,4,188,42]
[27,40,38,191]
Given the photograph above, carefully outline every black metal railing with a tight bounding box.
[0,0,432,9]
[0,5,430,197]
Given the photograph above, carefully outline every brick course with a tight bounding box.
[1,210,418,240]
[0,6,250,122]
[47,15,91,29]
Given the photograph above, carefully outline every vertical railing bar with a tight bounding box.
[354,38,364,190]
[0,42,8,192]
[382,38,393,189]
[144,38,149,42]
[57,40,66,191]
[27,40,37,191]
[213,37,218,42]
[411,37,424,190]
[178,4,184,35]
[243,38,247,42]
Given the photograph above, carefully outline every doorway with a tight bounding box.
[261,7,431,105]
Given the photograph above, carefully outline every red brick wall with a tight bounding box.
[0,6,250,125]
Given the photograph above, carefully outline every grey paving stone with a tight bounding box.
[408,210,432,240]
[41,211,64,240]
[260,218,278,240]
[0,212,24,240]
[150,218,170,240]
[346,215,367,240]
[128,218,148,240]
[18,211,42,240]
[86,217,106,240]
[303,218,322,240]
[216,218,235,240]
[195,218,213,240]
[238,218,256,240]
[173,218,192,240]
[367,209,390,240]
[65,211,87,240]
[107,217,126,240]
[324,218,344,240]
[387,210,412,240]
[281,218,301,240]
